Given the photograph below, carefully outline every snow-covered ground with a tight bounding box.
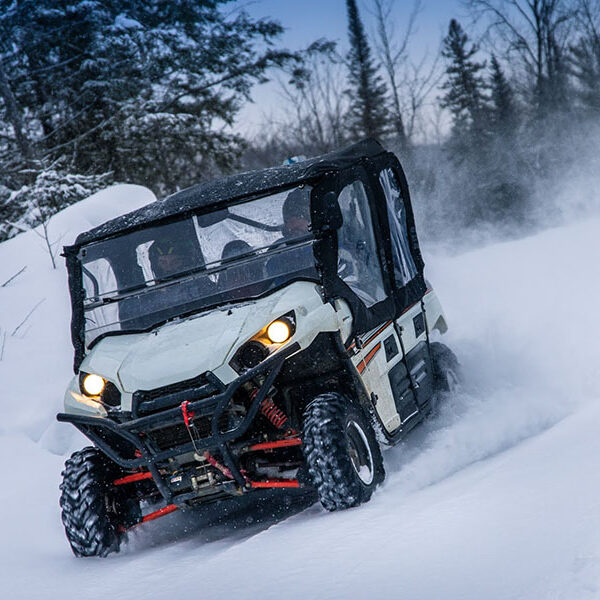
[1,186,600,599]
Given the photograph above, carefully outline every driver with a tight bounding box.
[147,236,215,304]
[149,238,198,281]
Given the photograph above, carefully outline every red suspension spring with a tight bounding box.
[260,397,288,429]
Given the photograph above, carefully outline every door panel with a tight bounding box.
[393,301,435,410]
[405,341,434,408]
[388,359,419,422]
[351,322,402,433]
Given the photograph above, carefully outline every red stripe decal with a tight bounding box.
[347,320,392,352]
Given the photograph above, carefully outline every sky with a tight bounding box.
[233,0,466,135]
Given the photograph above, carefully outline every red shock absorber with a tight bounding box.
[259,396,288,429]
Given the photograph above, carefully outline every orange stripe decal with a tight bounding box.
[362,321,392,348]
[357,342,381,373]
[347,320,392,352]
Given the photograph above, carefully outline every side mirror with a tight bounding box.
[321,191,343,230]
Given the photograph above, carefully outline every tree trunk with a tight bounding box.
[0,61,35,162]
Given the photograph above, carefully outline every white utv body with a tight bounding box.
[58,139,458,557]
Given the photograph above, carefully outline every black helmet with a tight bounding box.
[282,187,310,223]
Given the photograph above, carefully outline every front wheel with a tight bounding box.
[302,393,385,511]
[59,447,140,557]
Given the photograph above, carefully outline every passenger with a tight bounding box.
[266,187,313,278]
[280,187,311,241]
[219,240,264,299]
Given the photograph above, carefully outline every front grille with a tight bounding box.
[132,372,229,453]
[149,413,230,452]
[133,372,224,417]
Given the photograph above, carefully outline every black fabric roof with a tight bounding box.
[71,138,386,248]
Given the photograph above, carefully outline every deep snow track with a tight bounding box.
[1,197,600,599]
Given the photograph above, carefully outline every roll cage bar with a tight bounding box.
[64,139,426,372]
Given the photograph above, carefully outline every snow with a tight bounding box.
[1,183,600,599]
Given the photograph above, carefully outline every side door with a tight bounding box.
[335,179,404,433]
[378,167,435,411]
[350,321,420,432]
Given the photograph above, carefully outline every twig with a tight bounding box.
[0,329,5,361]
[1,266,27,287]
[11,298,46,337]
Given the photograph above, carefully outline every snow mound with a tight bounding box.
[0,184,156,448]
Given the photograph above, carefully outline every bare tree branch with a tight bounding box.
[1,266,26,287]
[11,298,46,337]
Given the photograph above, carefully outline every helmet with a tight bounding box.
[282,188,310,238]
[149,237,199,280]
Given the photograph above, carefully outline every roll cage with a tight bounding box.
[64,139,426,372]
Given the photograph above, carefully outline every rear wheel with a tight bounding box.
[430,342,461,393]
[302,393,384,511]
[59,447,140,557]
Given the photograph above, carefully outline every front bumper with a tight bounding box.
[57,343,300,504]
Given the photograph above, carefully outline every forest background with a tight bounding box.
[1,0,599,252]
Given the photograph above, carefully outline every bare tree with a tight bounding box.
[272,41,349,154]
[371,0,442,154]
[467,0,576,113]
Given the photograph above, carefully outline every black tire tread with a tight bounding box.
[59,447,123,558]
[302,392,384,511]
[430,342,461,391]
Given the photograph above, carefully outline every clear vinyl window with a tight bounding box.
[336,180,386,307]
[78,186,316,346]
[379,168,417,286]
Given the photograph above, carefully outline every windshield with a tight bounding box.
[78,186,316,346]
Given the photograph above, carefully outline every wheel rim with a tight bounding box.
[446,369,460,393]
[346,420,374,486]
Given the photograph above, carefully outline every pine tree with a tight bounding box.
[0,0,297,239]
[570,35,600,114]
[345,0,389,140]
[489,55,518,135]
[440,19,488,142]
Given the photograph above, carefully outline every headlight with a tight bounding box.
[238,341,269,370]
[230,312,296,374]
[266,319,292,344]
[81,373,105,396]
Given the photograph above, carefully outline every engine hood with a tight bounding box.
[80,282,326,393]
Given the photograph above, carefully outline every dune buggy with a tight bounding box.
[57,139,458,557]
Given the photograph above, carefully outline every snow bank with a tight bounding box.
[0,184,156,449]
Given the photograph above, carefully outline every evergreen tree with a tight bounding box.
[345,0,389,140]
[0,1,295,191]
[0,0,298,239]
[489,55,518,134]
[440,19,488,142]
[440,20,526,226]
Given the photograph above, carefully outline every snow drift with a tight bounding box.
[1,183,599,600]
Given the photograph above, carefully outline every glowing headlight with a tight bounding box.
[266,320,292,344]
[82,373,105,396]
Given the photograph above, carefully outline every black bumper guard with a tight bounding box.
[57,343,300,504]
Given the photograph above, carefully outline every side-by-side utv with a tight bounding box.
[58,139,459,557]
